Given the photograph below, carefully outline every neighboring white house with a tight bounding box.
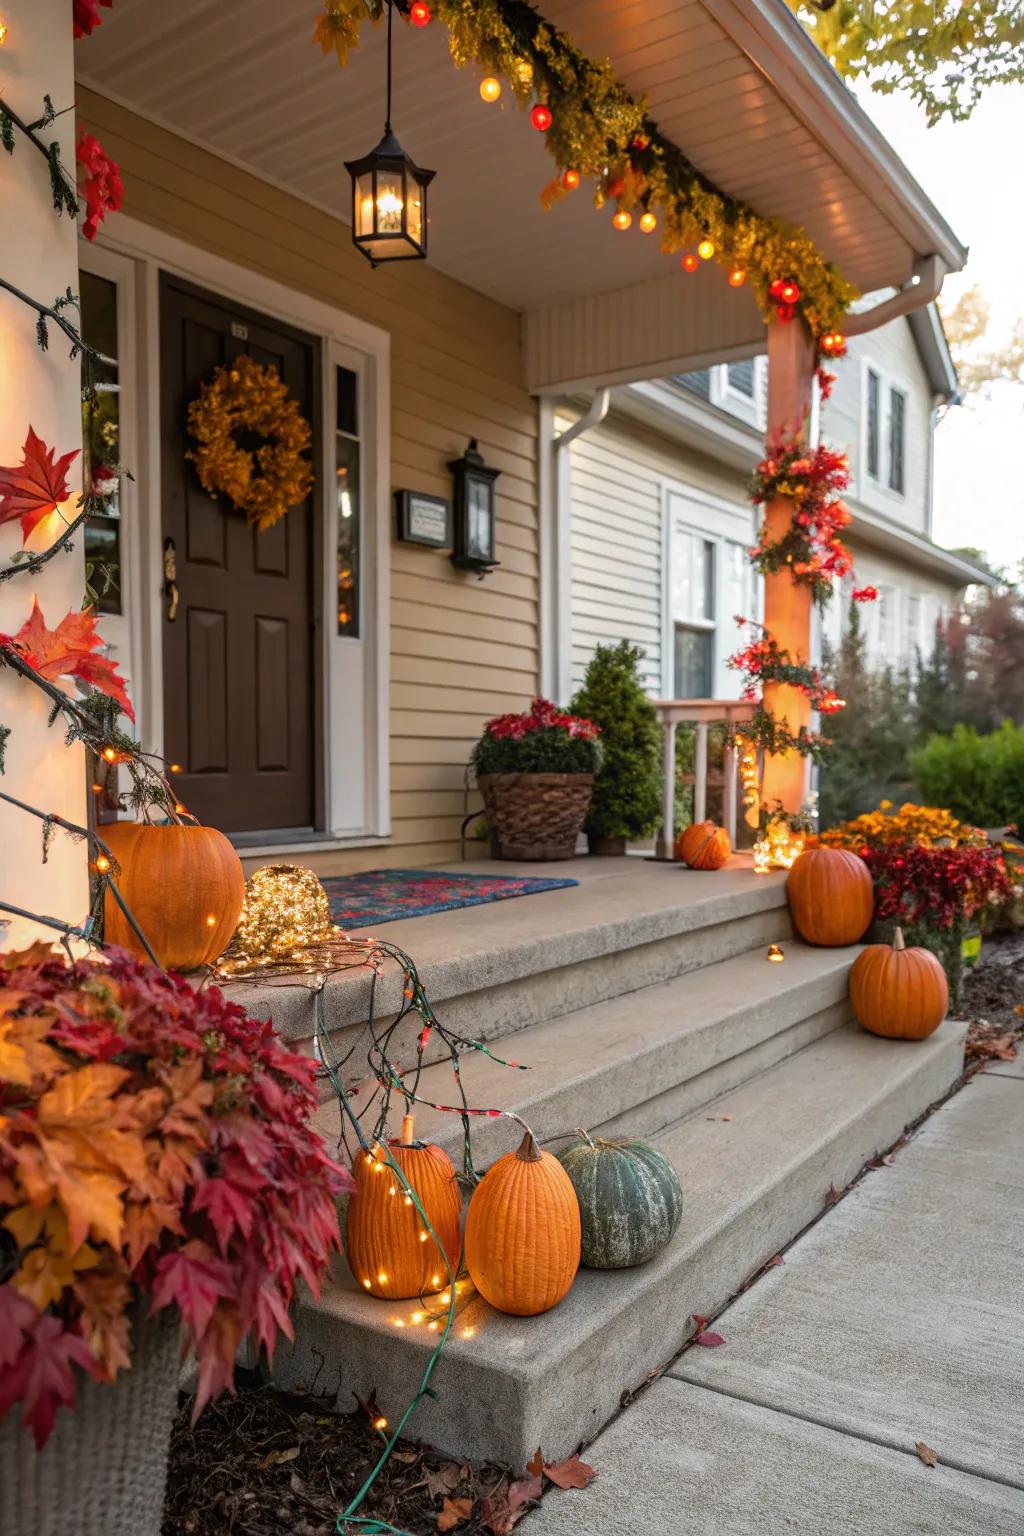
[558,302,992,702]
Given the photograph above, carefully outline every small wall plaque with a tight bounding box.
[395,490,451,548]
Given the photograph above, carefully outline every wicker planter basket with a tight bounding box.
[478,772,594,860]
[0,1311,180,1536]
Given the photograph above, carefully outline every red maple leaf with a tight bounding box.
[148,1241,235,1338]
[0,1312,96,1448]
[191,1176,256,1253]
[0,1284,37,1372]
[542,1454,598,1490]
[0,598,134,722]
[0,427,80,542]
[73,0,113,40]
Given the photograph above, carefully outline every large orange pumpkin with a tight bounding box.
[786,846,873,947]
[849,926,949,1040]
[346,1115,462,1300]
[676,820,731,870]
[102,821,244,971]
[465,1127,581,1316]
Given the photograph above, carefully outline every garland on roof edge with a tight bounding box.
[313,0,859,338]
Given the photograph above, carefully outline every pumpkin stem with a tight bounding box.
[575,1126,597,1149]
[400,1112,415,1146]
[514,1128,542,1162]
[892,926,906,951]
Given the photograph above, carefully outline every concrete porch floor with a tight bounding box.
[526,1063,1024,1535]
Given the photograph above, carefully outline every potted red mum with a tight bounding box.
[0,945,350,1536]
[472,697,602,860]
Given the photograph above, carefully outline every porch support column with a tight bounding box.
[0,1,88,943]
[760,318,817,815]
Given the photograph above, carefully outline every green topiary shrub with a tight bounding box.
[570,642,662,843]
[911,720,1024,828]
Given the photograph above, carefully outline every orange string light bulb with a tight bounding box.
[479,76,501,103]
[639,210,657,233]
[681,252,699,273]
[562,168,580,190]
[728,268,746,287]
[612,209,632,231]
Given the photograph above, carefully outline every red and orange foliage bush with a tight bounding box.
[0,945,351,1447]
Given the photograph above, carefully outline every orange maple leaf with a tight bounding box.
[312,5,363,66]
[74,1268,134,1379]
[0,598,134,722]
[0,1000,63,1089]
[12,1235,101,1311]
[0,427,80,542]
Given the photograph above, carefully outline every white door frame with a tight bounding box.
[85,214,392,851]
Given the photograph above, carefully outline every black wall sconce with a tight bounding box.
[449,439,500,576]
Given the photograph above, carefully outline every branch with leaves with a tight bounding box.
[0,93,79,219]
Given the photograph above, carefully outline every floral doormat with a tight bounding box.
[321,868,579,928]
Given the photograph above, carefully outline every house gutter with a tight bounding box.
[540,389,611,701]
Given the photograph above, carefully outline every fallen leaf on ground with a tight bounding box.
[693,1330,725,1348]
[425,1463,464,1499]
[260,1444,299,1468]
[915,1441,939,1468]
[543,1453,598,1489]
[526,1448,544,1478]
[480,1494,528,1534]
[436,1495,473,1530]
[508,1474,543,1509]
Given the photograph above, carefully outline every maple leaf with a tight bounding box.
[915,1441,939,1468]
[437,1496,474,1531]
[543,1454,598,1490]
[526,1448,544,1479]
[0,1312,96,1448]
[312,4,364,67]
[0,599,134,722]
[424,1462,463,1500]
[191,1175,256,1253]
[0,1008,61,1089]
[73,1268,133,1379]
[11,1237,100,1311]
[192,1303,242,1418]
[149,1241,235,1338]
[0,428,80,543]
[73,0,113,39]
[0,1284,37,1372]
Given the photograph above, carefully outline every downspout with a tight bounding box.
[543,388,611,702]
[843,254,948,337]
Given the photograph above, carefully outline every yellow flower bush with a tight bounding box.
[818,800,987,850]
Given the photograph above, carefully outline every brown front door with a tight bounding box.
[160,274,321,838]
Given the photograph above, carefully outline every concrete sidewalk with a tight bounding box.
[526,1063,1024,1535]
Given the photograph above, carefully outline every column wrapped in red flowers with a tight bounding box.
[471,698,602,860]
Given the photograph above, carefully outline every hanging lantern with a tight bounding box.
[344,0,435,265]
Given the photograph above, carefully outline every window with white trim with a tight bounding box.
[866,368,881,482]
[889,386,906,494]
[672,529,715,697]
[668,496,757,699]
[863,362,908,501]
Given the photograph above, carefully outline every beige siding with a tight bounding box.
[77,88,538,874]
[821,540,963,672]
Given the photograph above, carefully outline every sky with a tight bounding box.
[853,81,1024,575]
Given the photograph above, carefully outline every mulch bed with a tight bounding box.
[161,1379,552,1536]
[961,929,1024,1066]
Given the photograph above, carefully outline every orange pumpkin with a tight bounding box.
[676,820,731,870]
[465,1127,581,1316]
[786,846,873,947]
[346,1115,462,1300]
[849,926,949,1040]
[102,821,244,970]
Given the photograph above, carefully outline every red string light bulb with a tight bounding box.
[409,2,431,25]
[728,268,746,287]
[562,168,580,190]
[530,103,552,132]
[681,252,699,273]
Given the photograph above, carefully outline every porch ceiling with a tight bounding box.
[76,0,966,389]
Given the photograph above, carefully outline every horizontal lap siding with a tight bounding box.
[78,89,538,874]
[566,408,749,695]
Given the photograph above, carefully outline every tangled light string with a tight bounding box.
[215,927,533,1535]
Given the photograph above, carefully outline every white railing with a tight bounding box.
[652,698,757,858]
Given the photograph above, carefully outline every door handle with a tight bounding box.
[163,536,179,622]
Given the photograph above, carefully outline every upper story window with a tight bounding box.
[672,359,766,431]
[863,363,908,501]
[889,387,906,494]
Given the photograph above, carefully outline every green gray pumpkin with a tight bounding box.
[555,1135,683,1269]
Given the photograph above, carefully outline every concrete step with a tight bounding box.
[310,941,857,1169]
[223,860,791,1088]
[274,1019,966,1467]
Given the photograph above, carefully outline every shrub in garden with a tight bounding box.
[911,720,1024,829]
[472,697,602,776]
[569,643,662,843]
[0,946,349,1446]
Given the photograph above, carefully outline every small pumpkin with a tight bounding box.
[102,821,244,970]
[465,1126,581,1316]
[676,820,731,870]
[849,926,949,1040]
[556,1132,683,1269]
[786,845,873,947]
[346,1115,462,1300]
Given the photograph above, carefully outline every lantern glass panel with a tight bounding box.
[407,185,424,245]
[376,169,405,235]
[467,478,493,560]
[355,171,376,237]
